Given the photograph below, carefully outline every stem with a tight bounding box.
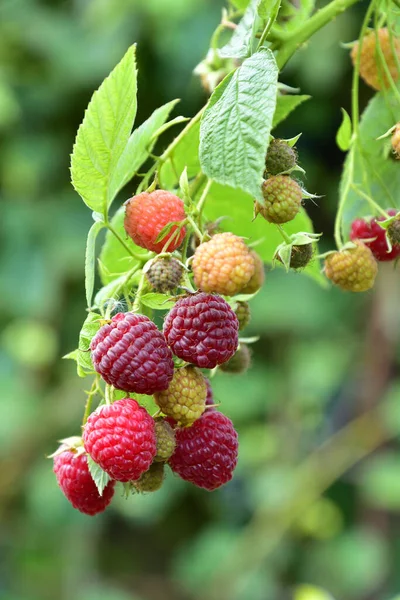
[132,271,147,312]
[160,107,205,165]
[196,178,213,221]
[82,378,98,426]
[187,215,203,240]
[334,147,355,249]
[277,224,292,244]
[106,222,151,262]
[350,184,390,217]
[276,0,362,69]
[256,1,282,51]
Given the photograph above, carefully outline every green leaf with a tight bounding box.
[109,99,179,200]
[140,293,177,310]
[200,49,278,203]
[257,0,280,20]
[294,585,334,600]
[85,222,105,308]
[87,456,111,496]
[340,88,400,234]
[272,94,311,128]
[336,108,352,151]
[71,45,138,213]
[159,120,201,188]
[66,312,102,377]
[204,182,326,286]
[99,206,149,285]
[360,451,400,511]
[219,0,259,59]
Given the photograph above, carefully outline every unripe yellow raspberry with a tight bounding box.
[324,241,378,292]
[351,28,400,91]
[392,123,400,158]
[192,232,255,296]
[240,251,265,294]
[154,366,207,426]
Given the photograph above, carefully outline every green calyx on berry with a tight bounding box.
[375,212,400,252]
[274,232,322,271]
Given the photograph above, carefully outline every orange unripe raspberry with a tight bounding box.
[240,251,265,294]
[324,241,378,292]
[392,124,400,158]
[154,366,207,426]
[192,232,255,296]
[351,28,400,91]
[260,175,302,224]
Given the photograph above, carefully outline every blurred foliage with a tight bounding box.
[1,1,400,600]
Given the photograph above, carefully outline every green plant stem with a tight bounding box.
[256,1,282,51]
[82,378,98,426]
[350,184,390,217]
[196,178,213,221]
[187,215,203,240]
[132,271,147,312]
[276,0,362,69]
[207,405,392,600]
[334,147,355,249]
[105,222,151,262]
[160,107,205,165]
[277,224,292,244]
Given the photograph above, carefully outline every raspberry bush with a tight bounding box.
[53,0,400,515]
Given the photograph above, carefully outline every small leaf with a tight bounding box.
[109,99,179,200]
[257,0,280,20]
[273,94,311,128]
[71,45,138,213]
[219,0,259,59]
[66,312,103,378]
[336,108,352,151]
[87,456,111,496]
[179,167,191,205]
[140,293,177,310]
[85,222,105,308]
[200,49,278,202]
[155,220,184,244]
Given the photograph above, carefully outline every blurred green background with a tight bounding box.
[1,1,400,599]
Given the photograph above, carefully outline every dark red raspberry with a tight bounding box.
[90,312,174,394]
[124,190,186,253]
[350,210,400,262]
[53,450,115,515]
[83,398,157,482]
[169,411,238,491]
[163,293,239,369]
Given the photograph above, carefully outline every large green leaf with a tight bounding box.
[109,99,179,200]
[340,89,400,234]
[200,49,279,203]
[71,45,137,213]
[159,120,201,189]
[204,182,325,285]
[99,206,148,285]
[273,94,311,129]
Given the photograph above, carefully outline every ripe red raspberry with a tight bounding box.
[90,312,173,394]
[53,450,115,515]
[265,139,297,176]
[220,344,251,374]
[260,175,302,224]
[169,411,238,491]
[235,301,251,330]
[192,232,256,296]
[324,241,378,292]
[133,462,165,493]
[163,293,239,369]
[240,251,265,294]
[124,190,186,253]
[154,366,207,426]
[351,28,400,91]
[146,257,183,293]
[350,210,400,262]
[83,398,157,482]
[154,418,176,462]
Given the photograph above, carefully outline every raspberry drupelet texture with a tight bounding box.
[134,462,165,493]
[235,301,251,331]
[260,175,302,224]
[83,398,157,482]
[154,418,176,462]
[388,215,400,247]
[124,190,186,253]
[240,251,265,294]
[53,450,115,515]
[324,241,378,292]
[154,366,207,426]
[169,411,238,491]
[220,344,251,374]
[90,312,174,395]
[146,257,183,293]
[192,232,255,296]
[351,28,400,91]
[265,139,297,176]
[163,293,239,369]
[350,210,400,262]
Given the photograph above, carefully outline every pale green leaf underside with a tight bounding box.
[219,0,259,59]
[71,45,137,213]
[204,182,326,286]
[200,49,279,202]
[109,99,179,200]
[272,94,311,129]
[87,456,111,496]
[85,222,105,308]
[340,89,400,234]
